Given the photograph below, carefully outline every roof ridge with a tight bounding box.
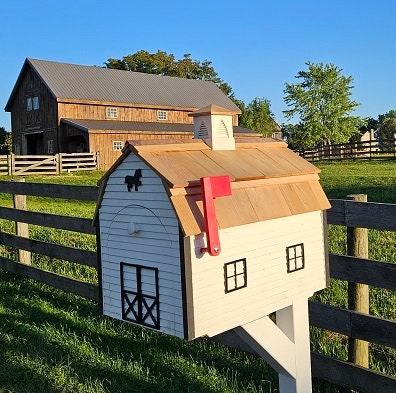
[28,57,219,85]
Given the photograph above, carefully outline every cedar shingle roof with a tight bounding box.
[5,58,241,112]
[96,139,330,236]
[61,118,257,135]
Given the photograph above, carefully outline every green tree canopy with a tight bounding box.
[377,109,396,141]
[240,98,278,137]
[0,127,11,154]
[105,50,232,95]
[283,62,361,148]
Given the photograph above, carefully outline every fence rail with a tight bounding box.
[296,138,396,162]
[0,153,99,175]
[0,181,395,392]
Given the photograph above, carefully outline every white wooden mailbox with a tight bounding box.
[96,105,331,393]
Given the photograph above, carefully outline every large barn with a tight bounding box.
[5,58,259,168]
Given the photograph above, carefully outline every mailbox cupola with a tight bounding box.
[189,104,239,150]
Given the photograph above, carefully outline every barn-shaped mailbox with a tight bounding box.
[96,105,331,393]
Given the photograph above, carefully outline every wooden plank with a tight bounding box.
[0,207,95,234]
[0,232,97,268]
[327,199,346,225]
[0,256,99,301]
[327,199,396,230]
[311,352,396,393]
[14,155,54,159]
[330,253,396,291]
[309,301,396,348]
[0,181,99,201]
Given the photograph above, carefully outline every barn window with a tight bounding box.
[47,139,54,154]
[32,96,39,110]
[224,259,247,293]
[106,107,119,119]
[286,243,305,273]
[26,97,33,111]
[157,110,168,121]
[113,141,123,151]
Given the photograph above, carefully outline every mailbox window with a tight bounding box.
[224,259,247,293]
[286,243,305,273]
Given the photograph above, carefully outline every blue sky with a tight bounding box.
[1,0,395,129]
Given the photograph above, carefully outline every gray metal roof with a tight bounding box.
[62,118,256,134]
[18,58,241,111]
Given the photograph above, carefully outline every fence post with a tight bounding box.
[346,194,369,373]
[7,154,12,175]
[8,154,16,175]
[12,178,31,265]
[55,153,60,174]
[95,152,100,170]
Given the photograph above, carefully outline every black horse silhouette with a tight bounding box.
[124,169,142,192]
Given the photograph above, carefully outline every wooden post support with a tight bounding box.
[346,194,369,370]
[12,178,31,265]
[234,297,312,393]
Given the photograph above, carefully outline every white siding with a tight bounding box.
[187,211,327,338]
[99,153,184,338]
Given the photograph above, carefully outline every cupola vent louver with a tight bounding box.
[198,122,209,139]
[217,119,229,137]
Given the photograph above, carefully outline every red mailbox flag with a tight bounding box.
[200,175,232,256]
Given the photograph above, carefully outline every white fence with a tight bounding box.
[0,153,99,175]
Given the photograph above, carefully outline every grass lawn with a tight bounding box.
[0,160,395,392]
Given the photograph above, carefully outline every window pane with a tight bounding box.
[236,274,245,288]
[33,96,39,110]
[26,98,32,111]
[235,261,245,274]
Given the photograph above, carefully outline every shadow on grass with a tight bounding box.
[0,271,277,393]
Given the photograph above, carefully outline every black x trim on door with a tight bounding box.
[120,262,160,329]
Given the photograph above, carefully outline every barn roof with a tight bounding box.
[61,118,257,135]
[97,138,330,236]
[6,58,241,112]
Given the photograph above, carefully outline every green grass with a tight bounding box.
[0,162,395,392]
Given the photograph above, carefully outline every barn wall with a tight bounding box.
[58,103,192,124]
[9,66,58,154]
[186,210,326,339]
[58,103,239,127]
[89,131,193,169]
[99,152,184,338]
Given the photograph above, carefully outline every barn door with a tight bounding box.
[120,262,160,329]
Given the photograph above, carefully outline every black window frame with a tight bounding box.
[286,243,305,273]
[224,258,247,293]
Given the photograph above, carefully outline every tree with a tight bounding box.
[105,50,233,95]
[0,127,11,154]
[283,62,361,148]
[376,109,396,143]
[239,98,278,137]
